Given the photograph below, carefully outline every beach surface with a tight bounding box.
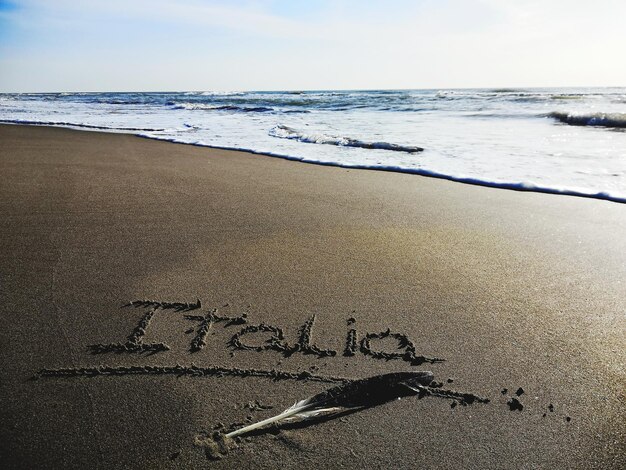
[0,124,624,469]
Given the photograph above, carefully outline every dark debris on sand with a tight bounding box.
[507,397,524,411]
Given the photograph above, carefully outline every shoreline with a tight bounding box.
[1,120,625,204]
[1,124,624,469]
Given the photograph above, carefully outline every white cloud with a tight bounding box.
[8,0,316,38]
[1,0,625,90]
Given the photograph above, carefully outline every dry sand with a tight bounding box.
[0,124,624,469]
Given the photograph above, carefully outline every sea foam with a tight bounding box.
[1,88,625,203]
[268,125,423,153]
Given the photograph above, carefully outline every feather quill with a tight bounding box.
[224,371,434,439]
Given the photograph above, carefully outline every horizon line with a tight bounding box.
[2,84,625,94]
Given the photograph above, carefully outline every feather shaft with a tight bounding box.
[225,402,313,438]
[223,371,434,439]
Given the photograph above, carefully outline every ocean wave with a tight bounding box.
[181,91,245,96]
[200,91,244,96]
[0,118,165,132]
[435,90,457,99]
[435,89,543,103]
[488,88,527,93]
[4,118,624,204]
[268,125,423,153]
[550,94,583,100]
[134,133,626,204]
[60,95,158,105]
[548,111,626,128]
[171,103,274,113]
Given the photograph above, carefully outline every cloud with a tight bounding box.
[1,0,625,91]
[5,0,317,38]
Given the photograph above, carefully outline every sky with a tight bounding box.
[0,0,625,92]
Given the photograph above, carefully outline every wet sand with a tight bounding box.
[0,124,624,469]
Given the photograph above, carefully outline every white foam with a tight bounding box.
[1,88,625,204]
[268,125,423,153]
[136,132,626,204]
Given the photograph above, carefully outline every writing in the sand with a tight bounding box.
[87,299,443,366]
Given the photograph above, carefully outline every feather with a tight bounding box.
[224,371,434,439]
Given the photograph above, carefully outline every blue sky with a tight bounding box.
[0,0,625,92]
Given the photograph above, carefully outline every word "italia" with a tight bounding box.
[87,299,444,366]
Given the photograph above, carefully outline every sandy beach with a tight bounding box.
[0,124,624,469]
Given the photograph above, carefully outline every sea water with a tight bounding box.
[1,88,625,202]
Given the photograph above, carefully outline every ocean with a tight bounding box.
[1,88,625,202]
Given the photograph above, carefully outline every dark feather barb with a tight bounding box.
[305,371,435,409]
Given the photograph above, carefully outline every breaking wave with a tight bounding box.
[171,103,274,113]
[548,111,626,128]
[268,125,423,153]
